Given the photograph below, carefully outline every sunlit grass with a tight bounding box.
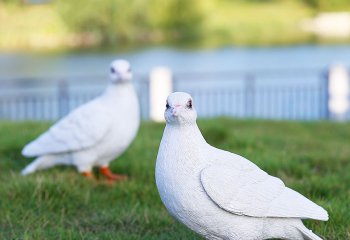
[0,1,343,51]
[0,4,70,51]
[0,118,349,239]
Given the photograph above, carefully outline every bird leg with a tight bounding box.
[100,166,128,181]
[82,171,93,179]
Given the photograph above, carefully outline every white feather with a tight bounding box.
[155,92,328,240]
[200,163,328,220]
[22,100,112,157]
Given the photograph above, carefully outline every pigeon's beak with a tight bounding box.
[171,105,181,117]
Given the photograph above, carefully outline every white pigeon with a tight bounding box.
[155,92,328,240]
[21,59,140,181]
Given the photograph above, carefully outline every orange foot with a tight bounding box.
[100,166,128,182]
[82,171,94,179]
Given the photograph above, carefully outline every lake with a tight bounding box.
[1,45,350,80]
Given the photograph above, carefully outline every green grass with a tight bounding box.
[0,118,349,239]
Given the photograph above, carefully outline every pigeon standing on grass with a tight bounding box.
[21,59,140,181]
[155,92,328,239]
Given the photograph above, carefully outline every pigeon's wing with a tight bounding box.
[200,163,328,221]
[22,99,112,157]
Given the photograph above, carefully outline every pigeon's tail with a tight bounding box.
[297,225,323,240]
[21,154,70,175]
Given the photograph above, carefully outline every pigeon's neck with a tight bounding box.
[159,123,209,167]
[104,82,134,97]
[163,123,207,146]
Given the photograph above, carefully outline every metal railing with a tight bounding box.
[0,68,347,121]
[173,68,331,120]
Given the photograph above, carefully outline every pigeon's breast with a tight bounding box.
[96,89,140,160]
[155,138,264,239]
[155,138,212,227]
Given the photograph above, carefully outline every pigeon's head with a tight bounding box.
[165,92,197,125]
[109,59,132,83]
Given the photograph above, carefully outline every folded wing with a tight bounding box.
[22,100,112,157]
[200,163,328,221]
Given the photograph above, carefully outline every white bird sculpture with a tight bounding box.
[155,92,328,240]
[21,59,140,181]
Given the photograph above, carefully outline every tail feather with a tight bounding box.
[21,161,38,175]
[21,155,70,175]
[298,225,323,240]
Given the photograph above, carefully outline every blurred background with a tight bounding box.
[1,2,350,239]
[1,0,350,121]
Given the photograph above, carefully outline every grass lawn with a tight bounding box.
[0,118,349,239]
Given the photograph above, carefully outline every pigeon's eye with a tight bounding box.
[187,99,192,109]
[166,102,170,109]
[110,67,116,73]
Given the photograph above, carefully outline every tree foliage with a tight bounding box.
[54,0,205,44]
[302,0,350,10]
[223,0,350,10]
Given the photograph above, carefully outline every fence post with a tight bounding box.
[58,80,69,119]
[244,74,255,118]
[327,64,350,121]
[320,69,329,119]
[149,67,173,122]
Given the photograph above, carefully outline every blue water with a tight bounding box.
[1,45,350,81]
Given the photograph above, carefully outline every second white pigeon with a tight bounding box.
[156,92,328,240]
[21,59,140,181]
